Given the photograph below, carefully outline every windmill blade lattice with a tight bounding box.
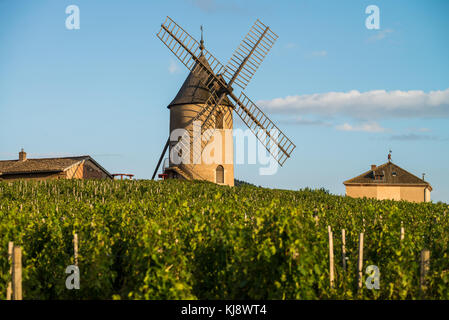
[232,92,296,166]
[223,19,278,90]
[184,19,280,152]
[157,16,226,88]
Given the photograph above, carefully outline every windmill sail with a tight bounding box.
[223,19,278,90]
[157,16,226,88]
[231,92,296,166]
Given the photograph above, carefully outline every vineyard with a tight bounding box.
[1,179,449,300]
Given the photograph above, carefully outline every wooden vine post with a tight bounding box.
[420,249,430,293]
[342,229,346,272]
[12,245,22,300]
[74,233,79,266]
[400,222,405,242]
[6,241,13,300]
[357,232,364,291]
[328,226,334,288]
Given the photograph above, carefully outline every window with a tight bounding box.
[374,170,385,180]
[216,165,224,184]
[215,111,224,129]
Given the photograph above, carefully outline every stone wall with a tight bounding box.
[168,103,234,186]
[346,185,431,203]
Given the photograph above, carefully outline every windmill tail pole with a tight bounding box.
[152,138,170,180]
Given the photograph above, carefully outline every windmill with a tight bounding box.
[151,17,296,185]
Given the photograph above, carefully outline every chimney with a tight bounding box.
[371,164,377,171]
[19,148,27,161]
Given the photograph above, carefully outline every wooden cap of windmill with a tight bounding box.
[167,36,232,109]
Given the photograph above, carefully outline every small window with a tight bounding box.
[375,174,384,180]
[374,170,385,181]
[216,165,224,184]
[392,171,397,177]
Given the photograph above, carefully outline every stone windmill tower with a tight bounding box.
[166,54,235,185]
[151,17,296,186]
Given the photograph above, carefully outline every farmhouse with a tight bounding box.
[0,149,112,181]
[343,161,432,203]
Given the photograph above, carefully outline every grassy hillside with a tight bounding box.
[0,179,448,299]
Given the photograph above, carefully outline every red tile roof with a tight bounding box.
[343,162,432,191]
[0,156,112,178]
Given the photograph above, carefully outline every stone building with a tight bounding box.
[163,55,235,186]
[343,161,432,203]
[0,149,112,181]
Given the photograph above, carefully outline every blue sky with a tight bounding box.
[1,0,448,201]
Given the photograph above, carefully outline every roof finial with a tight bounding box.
[199,25,204,53]
[388,150,392,162]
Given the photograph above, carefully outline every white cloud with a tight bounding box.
[259,88,449,120]
[310,50,327,57]
[368,28,394,42]
[408,127,431,133]
[285,42,298,49]
[280,117,332,127]
[168,60,179,74]
[389,134,441,141]
[191,0,217,12]
[336,122,387,133]
[190,0,242,13]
